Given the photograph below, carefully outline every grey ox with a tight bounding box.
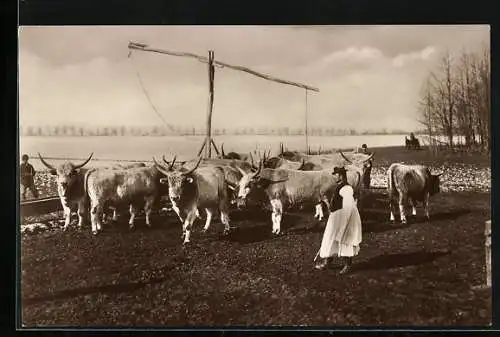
[234,161,340,235]
[163,155,257,206]
[85,165,167,234]
[38,153,94,231]
[386,163,444,223]
[155,157,232,244]
[102,162,148,222]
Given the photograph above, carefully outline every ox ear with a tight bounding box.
[186,177,194,184]
[226,180,236,190]
[159,177,169,184]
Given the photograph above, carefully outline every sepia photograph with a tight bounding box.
[18,25,491,326]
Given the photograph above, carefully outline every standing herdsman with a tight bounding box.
[314,166,362,273]
[20,154,39,200]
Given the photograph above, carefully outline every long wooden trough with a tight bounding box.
[20,196,61,217]
[20,186,389,218]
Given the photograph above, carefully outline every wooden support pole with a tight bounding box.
[197,140,206,157]
[305,89,309,154]
[205,50,215,159]
[211,138,220,156]
[128,42,320,92]
[472,219,492,290]
[485,219,491,287]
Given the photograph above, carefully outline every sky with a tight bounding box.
[18,25,489,132]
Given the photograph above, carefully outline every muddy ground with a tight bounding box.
[19,146,492,326]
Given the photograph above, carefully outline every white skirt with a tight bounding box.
[319,204,362,258]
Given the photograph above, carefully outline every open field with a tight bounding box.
[19,145,491,326]
[21,134,438,170]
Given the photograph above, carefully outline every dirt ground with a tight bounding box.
[19,146,492,326]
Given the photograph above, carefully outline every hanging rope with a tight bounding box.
[305,89,309,154]
[128,51,174,131]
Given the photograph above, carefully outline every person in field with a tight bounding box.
[314,166,362,273]
[20,154,39,200]
[357,143,369,154]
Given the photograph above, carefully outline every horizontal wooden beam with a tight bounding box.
[128,42,320,92]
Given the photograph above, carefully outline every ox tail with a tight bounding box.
[387,164,397,201]
[83,168,97,209]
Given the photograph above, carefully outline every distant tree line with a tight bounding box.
[19,124,417,137]
[418,45,490,152]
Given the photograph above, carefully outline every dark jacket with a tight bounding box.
[20,163,36,185]
[330,181,347,212]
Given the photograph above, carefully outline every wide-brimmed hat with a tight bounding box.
[332,166,347,176]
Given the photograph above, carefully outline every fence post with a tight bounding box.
[485,219,491,288]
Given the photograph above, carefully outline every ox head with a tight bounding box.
[234,160,265,209]
[156,156,202,204]
[339,150,374,180]
[429,170,444,195]
[38,153,93,199]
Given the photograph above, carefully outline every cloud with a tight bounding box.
[392,46,437,67]
[18,26,489,132]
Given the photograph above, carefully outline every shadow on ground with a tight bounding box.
[353,249,451,272]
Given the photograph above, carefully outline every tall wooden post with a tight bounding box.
[305,89,309,154]
[205,50,215,159]
[485,219,491,287]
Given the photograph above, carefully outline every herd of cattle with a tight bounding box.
[36,143,444,244]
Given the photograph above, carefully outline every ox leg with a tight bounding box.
[424,193,431,221]
[202,209,213,233]
[77,200,86,229]
[90,201,104,235]
[314,203,325,221]
[410,198,417,217]
[399,194,408,224]
[271,199,283,235]
[171,203,184,223]
[183,209,197,244]
[220,210,231,235]
[144,197,155,227]
[389,196,396,222]
[129,204,138,230]
[62,205,72,231]
[112,207,118,222]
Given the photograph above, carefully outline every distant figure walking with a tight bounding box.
[405,132,421,150]
[356,144,373,188]
[20,154,39,200]
[314,166,362,273]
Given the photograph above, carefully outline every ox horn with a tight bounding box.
[182,156,202,176]
[74,152,93,169]
[162,154,170,165]
[298,158,306,170]
[338,150,353,164]
[251,159,263,179]
[249,152,256,168]
[38,153,56,171]
[168,155,177,170]
[361,152,375,163]
[221,143,226,158]
[152,156,168,170]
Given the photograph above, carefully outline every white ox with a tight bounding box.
[387,163,444,223]
[234,161,340,235]
[38,153,94,231]
[155,157,232,244]
[85,165,167,234]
